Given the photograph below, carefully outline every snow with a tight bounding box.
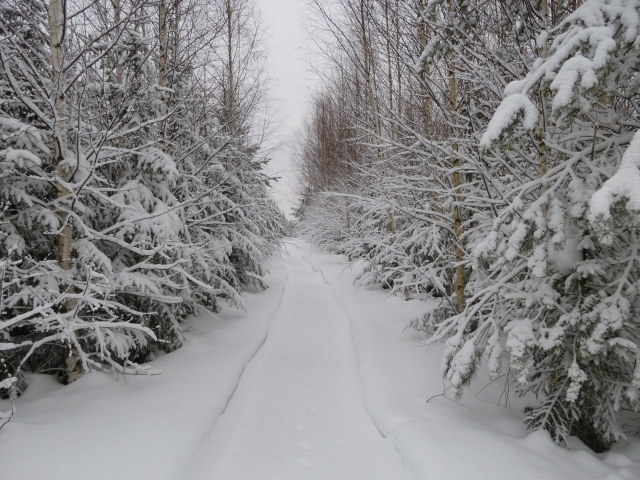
[3,147,42,167]
[2,242,640,479]
[480,93,538,148]
[567,360,588,403]
[550,54,602,109]
[0,255,288,480]
[482,0,640,149]
[589,129,640,224]
[300,245,640,480]
[185,244,411,480]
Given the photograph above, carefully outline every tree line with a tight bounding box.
[0,0,284,422]
[295,0,640,452]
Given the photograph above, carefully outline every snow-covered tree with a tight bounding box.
[0,0,284,422]
[424,0,640,450]
[297,0,640,451]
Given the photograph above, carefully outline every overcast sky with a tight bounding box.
[259,0,317,219]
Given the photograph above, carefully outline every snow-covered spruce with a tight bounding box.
[0,0,283,417]
[297,0,640,451]
[424,0,640,450]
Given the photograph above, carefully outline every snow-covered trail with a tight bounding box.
[4,242,639,480]
[186,245,412,480]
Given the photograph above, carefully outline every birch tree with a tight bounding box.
[0,0,284,419]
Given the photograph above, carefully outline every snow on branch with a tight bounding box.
[589,129,640,228]
[480,94,538,147]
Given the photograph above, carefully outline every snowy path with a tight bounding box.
[186,246,412,480]
[4,243,640,480]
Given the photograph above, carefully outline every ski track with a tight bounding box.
[185,244,412,480]
[218,263,290,418]
[299,248,390,441]
[189,259,290,456]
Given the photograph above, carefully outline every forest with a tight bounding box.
[0,0,284,416]
[295,0,640,452]
[2,0,640,471]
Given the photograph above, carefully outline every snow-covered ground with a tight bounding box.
[0,256,289,480]
[300,246,640,480]
[2,242,640,479]
[185,242,411,480]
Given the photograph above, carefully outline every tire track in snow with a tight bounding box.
[298,248,390,441]
[182,258,290,465]
[218,256,292,415]
[187,243,412,480]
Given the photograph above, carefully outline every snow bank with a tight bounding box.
[0,256,288,480]
[301,247,640,480]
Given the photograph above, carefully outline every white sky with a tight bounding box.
[259,0,317,219]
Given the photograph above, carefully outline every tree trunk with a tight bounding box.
[158,0,168,143]
[49,0,81,383]
[418,0,440,214]
[114,0,129,181]
[360,0,379,139]
[448,0,465,314]
[226,0,234,133]
[538,0,548,180]
[384,0,393,118]
[114,0,123,84]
